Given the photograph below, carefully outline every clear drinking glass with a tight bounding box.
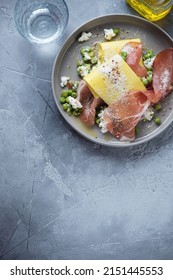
[14,0,69,43]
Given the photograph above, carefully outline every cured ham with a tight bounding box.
[152,48,173,100]
[77,79,92,103]
[121,42,147,78]
[140,48,173,104]
[77,80,104,126]
[142,90,161,104]
[102,91,150,141]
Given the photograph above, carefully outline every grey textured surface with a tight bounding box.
[0,0,173,260]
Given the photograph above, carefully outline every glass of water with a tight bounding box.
[14,0,69,44]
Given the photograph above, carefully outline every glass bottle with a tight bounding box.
[126,0,173,21]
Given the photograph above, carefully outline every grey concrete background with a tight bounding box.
[0,0,173,260]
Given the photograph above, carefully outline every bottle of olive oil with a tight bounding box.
[126,0,173,21]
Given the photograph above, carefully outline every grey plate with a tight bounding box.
[52,14,173,147]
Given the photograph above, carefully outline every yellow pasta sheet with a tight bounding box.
[98,38,141,62]
[84,54,146,105]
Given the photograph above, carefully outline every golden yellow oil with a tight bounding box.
[126,0,173,21]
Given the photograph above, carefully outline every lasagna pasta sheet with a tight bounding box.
[98,38,141,62]
[84,54,146,105]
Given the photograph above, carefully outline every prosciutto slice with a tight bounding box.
[152,48,173,100]
[77,80,104,126]
[121,42,147,78]
[140,48,173,104]
[103,91,150,141]
[142,90,161,104]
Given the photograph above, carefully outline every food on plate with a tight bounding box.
[98,38,142,61]
[100,91,150,141]
[59,28,173,142]
[104,28,119,40]
[77,80,105,126]
[78,32,92,42]
[121,41,147,77]
[152,48,173,100]
[60,76,70,87]
[83,54,146,104]
[77,46,98,78]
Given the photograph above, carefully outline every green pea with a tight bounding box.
[147,70,152,75]
[145,54,150,59]
[121,51,127,61]
[141,77,148,86]
[113,28,119,35]
[147,75,152,83]
[65,97,70,103]
[77,60,83,67]
[80,46,92,54]
[67,90,73,96]
[72,110,80,116]
[154,104,161,111]
[71,92,77,98]
[60,96,66,104]
[155,117,161,125]
[61,90,68,98]
[148,50,154,56]
[62,103,69,111]
[89,51,94,57]
[143,50,154,60]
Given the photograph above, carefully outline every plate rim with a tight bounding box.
[52,13,173,148]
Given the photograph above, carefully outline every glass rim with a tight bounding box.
[14,0,69,43]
